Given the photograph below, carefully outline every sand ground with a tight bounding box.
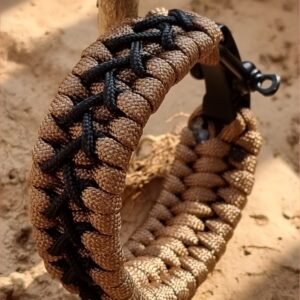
[0,0,299,299]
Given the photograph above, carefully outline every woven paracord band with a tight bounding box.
[29,9,262,300]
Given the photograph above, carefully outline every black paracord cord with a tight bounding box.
[39,10,199,299]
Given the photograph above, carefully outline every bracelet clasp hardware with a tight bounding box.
[191,24,281,123]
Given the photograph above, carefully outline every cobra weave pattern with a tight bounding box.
[29,8,262,300]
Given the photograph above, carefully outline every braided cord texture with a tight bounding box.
[123,108,262,299]
[29,9,262,300]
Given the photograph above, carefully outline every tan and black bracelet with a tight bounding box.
[29,8,280,300]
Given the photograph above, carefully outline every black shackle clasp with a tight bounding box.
[191,24,281,123]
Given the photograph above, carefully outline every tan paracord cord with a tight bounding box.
[30,9,262,300]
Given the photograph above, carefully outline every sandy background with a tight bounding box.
[0,0,299,299]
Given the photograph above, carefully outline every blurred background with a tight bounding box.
[0,0,299,299]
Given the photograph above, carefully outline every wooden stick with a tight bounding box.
[97,0,139,34]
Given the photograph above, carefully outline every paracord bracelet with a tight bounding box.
[29,9,279,300]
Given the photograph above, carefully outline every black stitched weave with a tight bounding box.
[169,9,195,30]
[82,112,95,158]
[159,22,176,50]
[104,31,162,51]
[103,70,119,113]
[40,137,81,173]
[57,93,104,126]
[44,191,68,219]
[130,41,148,77]
[39,10,199,300]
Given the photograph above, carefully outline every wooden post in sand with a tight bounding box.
[97,0,139,34]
